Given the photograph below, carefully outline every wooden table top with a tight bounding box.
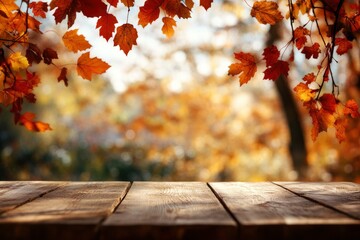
[0,181,359,240]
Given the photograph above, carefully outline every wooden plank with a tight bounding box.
[274,182,360,219]
[0,181,64,214]
[101,182,237,240]
[0,182,130,240]
[209,182,360,240]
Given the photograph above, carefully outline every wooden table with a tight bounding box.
[0,182,359,240]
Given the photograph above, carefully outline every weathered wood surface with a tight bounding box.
[101,182,237,240]
[0,181,359,240]
[0,182,130,240]
[0,181,63,214]
[274,182,360,219]
[209,182,360,240]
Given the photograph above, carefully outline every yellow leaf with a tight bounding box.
[251,1,283,25]
[62,29,92,53]
[77,52,110,80]
[7,52,29,72]
[294,82,314,102]
[161,17,176,38]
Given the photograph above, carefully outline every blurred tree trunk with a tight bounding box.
[267,24,308,178]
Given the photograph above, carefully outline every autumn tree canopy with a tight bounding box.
[0,0,359,142]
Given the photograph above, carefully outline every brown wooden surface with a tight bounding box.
[274,182,360,219]
[0,182,130,240]
[0,181,359,240]
[209,182,360,240]
[101,182,237,240]
[0,181,63,214]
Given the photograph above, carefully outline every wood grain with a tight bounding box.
[209,182,360,240]
[0,181,63,214]
[101,182,237,240]
[0,182,130,240]
[274,182,360,219]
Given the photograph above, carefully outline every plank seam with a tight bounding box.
[95,182,133,239]
[271,182,360,220]
[0,183,65,215]
[207,183,241,226]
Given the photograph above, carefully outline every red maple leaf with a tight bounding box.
[96,13,118,41]
[335,38,353,55]
[49,0,81,28]
[301,43,320,59]
[138,0,163,27]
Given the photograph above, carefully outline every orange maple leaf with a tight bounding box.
[114,23,138,55]
[228,52,257,86]
[309,106,336,141]
[62,29,92,53]
[162,17,176,38]
[344,99,360,118]
[77,52,110,80]
[251,1,283,25]
[19,112,52,132]
[294,82,315,102]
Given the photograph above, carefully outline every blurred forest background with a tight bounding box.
[1,0,359,182]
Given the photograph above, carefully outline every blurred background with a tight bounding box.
[1,0,359,182]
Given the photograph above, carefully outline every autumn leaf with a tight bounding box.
[120,0,135,7]
[294,82,315,102]
[185,0,194,9]
[106,0,119,7]
[344,99,360,118]
[58,67,68,86]
[26,43,42,65]
[63,29,92,53]
[263,60,289,80]
[0,0,18,16]
[77,52,110,80]
[114,23,138,55]
[138,0,163,27]
[78,0,107,18]
[200,0,213,10]
[334,118,347,143]
[251,1,283,25]
[7,52,29,72]
[49,0,81,28]
[42,48,58,65]
[309,106,336,141]
[301,43,320,59]
[294,26,310,50]
[18,112,52,132]
[29,1,48,18]
[162,17,176,38]
[303,72,316,84]
[96,13,118,41]
[228,52,257,86]
[263,45,280,67]
[319,93,337,114]
[335,38,352,55]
